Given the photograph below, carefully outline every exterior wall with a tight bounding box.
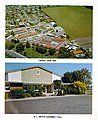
[6,67,61,93]
[8,71,22,82]
[52,73,61,82]
[22,68,52,84]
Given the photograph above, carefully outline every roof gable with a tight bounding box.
[6,66,61,77]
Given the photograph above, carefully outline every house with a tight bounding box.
[50,22,56,27]
[5,66,61,93]
[54,26,64,33]
[6,35,13,40]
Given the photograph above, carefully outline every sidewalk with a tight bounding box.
[5,94,90,102]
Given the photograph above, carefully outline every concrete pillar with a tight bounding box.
[51,84,54,93]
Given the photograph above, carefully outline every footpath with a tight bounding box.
[5,94,91,102]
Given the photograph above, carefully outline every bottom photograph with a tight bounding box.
[5,63,92,114]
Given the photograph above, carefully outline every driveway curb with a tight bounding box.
[5,94,91,102]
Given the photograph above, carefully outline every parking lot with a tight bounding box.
[5,95,92,114]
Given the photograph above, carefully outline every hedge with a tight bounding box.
[10,89,26,99]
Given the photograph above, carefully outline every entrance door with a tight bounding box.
[47,85,51,93]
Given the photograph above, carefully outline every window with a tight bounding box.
[36,70,40,75]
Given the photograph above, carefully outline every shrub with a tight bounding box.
[66,86,80,94]
[63,83,86,94]
[5,93,10,100]
[26,85,46,97]
[16,43,24,53]
[32,91,37,97]
[38,86,43,96]
[5,40,15,50]
[25,93,32,97]
[10,89,26,99]
[26,40,30,48]
[48,48,55,55]
[26,85,35,96]
[41,93,46,96]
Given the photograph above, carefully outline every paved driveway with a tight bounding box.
[5,95,92,114]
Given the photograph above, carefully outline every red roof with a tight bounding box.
[44,44,55,49]
[53,37,65,41]
[42,40,52,42]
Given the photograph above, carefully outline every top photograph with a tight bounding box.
[5,5,93,59]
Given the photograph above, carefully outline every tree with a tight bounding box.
[26,85,36,97]
[58,51,73,58]
[85,6,93,10]
[62,72,73,83]
[39,6,41,11]
[61,68,92,88]
[35,45,47,54]
[23,51,26,56]
[16,43,24,53]
[58,47,74,58]
[26,40,30,48]
[81,68,92,88]
[48,48,55,55]
[59,47,68,53]
[11,39,19,44]
[5,40,15,50]
[74,81,87,94]
[26,85,45,97]
[11,30,15,36]
[53,80,62,96]
[72,70,83,82]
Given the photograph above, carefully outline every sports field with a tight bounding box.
[42,6,93,40]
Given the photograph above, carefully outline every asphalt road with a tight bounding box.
[5,95,92,114]
[5,49,26,58]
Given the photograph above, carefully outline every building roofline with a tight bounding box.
[5,69,21,73]
[22,66,62,77]
[5,66,62,77]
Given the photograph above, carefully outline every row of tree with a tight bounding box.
[53,80,87,95]
[34,44,56,55]
[5,40,91,58]
[53,68,92,95]
[62,68,92,88]
[5,40,56,56]
[58,47,74,58]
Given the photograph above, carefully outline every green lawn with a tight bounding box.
[42,6,93,39]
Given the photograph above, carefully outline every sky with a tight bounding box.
[5,63,92,76]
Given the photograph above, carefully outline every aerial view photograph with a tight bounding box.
[5,5,93,58]
[5,63,92,114]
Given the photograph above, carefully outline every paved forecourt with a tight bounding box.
[5,95,92,114]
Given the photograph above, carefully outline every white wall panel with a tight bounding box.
[8,71,22,82]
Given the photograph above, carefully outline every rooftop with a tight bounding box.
[6,66,62,77]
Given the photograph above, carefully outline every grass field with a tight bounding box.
[42,6,93,39]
